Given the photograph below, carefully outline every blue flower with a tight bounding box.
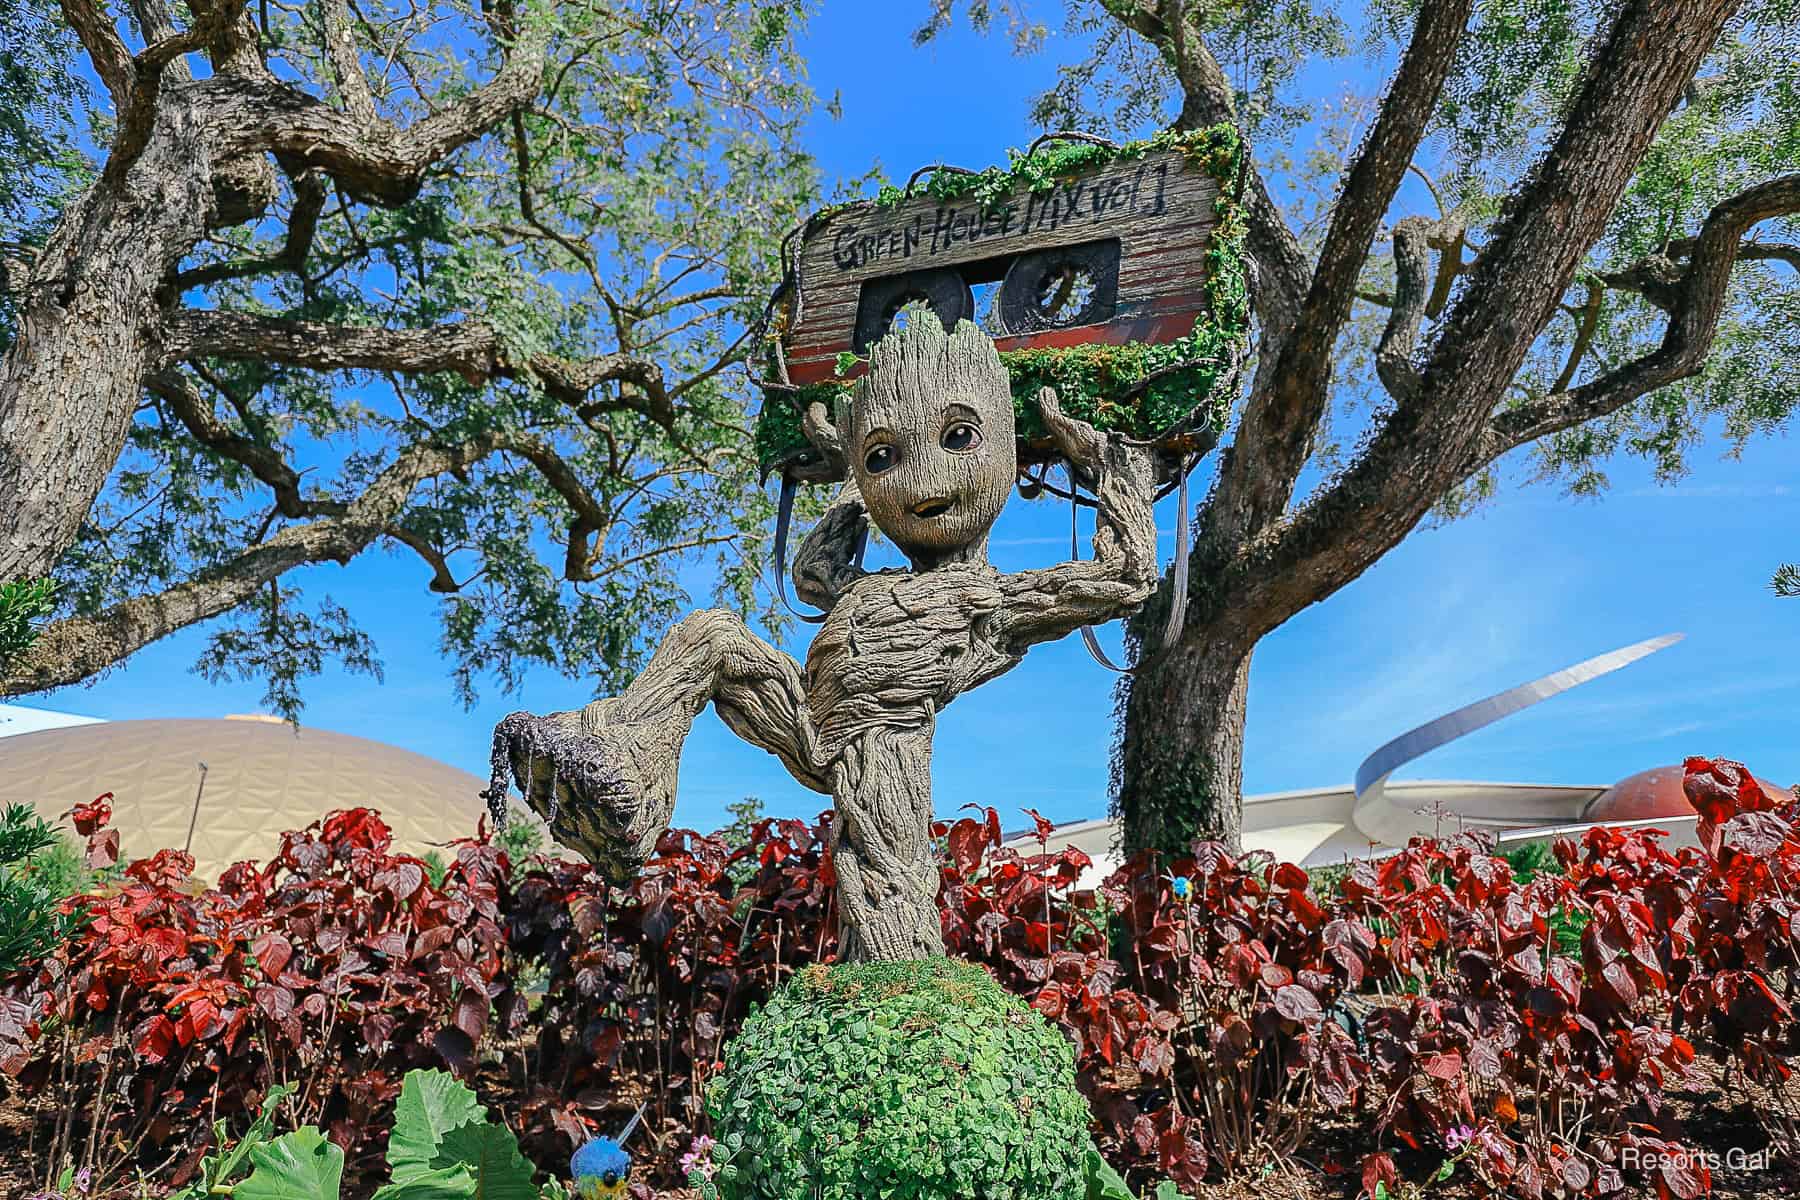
[572,1137,632,1200]
[1169,874,1192,900]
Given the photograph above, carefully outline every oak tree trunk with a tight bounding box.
[0,91,221,582]
[1115,630,1252,856]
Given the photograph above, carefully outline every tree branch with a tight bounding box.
[1238,0,1744,630]
[128,0,187,74]
[174,167,328,288]
[205,12,548,206]
[144,369,309,516]
[321,0,378,127]
[385,524,465,593]
[58,0,134,105]
[1226,0,1473,529]
[486,431,616,581]
[0,434,503,696]
[1478,173,1800,461]
[1373,216,1441,404]
[159,309,676,427]
[1550,278,1605,394]
[107,0,253,180]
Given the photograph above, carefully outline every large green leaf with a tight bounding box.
[1083,1149,1134,1200]
[371,1165,479,1200]
[388,1069,487,1183]
[436,1121,538,1200]
[236,1129,345,1200]
[212,1084,300,1187]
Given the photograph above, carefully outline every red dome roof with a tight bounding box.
[1586,764,1795,824]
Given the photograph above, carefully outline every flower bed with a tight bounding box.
[2,757,1795,1199]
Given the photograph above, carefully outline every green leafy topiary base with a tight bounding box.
[700,958,1092,1200]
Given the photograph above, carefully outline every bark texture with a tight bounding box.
[493,318,1159,960]
[0,88,217,582]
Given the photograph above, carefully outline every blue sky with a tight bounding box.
[20,5,1799,833]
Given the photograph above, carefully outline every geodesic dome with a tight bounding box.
[0,715,493,878]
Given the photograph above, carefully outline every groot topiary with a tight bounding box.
[699,958,1091,1200]
[489,312,1162,961]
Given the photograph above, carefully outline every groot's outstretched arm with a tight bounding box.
[996,389,1161,650]
[488,609,827,880]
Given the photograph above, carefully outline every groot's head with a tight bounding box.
[846,309,1016,566]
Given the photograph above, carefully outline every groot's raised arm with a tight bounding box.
[791,480,868,612]
[995,389,1160,653]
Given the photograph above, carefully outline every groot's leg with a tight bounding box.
[488,610,825,880]
[830,726,945,961]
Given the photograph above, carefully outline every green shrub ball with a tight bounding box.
[705,958,1092,1200]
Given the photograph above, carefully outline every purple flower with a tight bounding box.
[1445,1123,1475,1150]
[681,1134,717,1179]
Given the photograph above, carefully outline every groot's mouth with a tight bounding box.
[910,496,956,518]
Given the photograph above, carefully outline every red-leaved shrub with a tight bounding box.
[3,754,1795,1200]
[2,800,520,1192]
[500,814,837,1174]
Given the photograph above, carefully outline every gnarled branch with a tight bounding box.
[1226,0,1473,531]
[58,0,134,105]
[0,433,503,696]
[205,14,548,207]
[158,309,676,426]
[108,0,254,180]
[1477,173,1800,464]
[175,167,328,288]
[1373,215,1440,404]
[1110,0,1309,340]
[144,369,308,517]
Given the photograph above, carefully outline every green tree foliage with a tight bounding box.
[0,576,56,664]
[0,802,81,975]
[5,0,824,718]
[0,0,89,350]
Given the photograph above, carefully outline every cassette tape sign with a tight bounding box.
[778,146,1220,386]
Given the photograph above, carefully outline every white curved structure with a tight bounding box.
[0,703,101,738]
[1006,633,1696,878]
[1350,632,1685,848]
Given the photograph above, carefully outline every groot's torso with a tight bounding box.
[801,564,1024,762]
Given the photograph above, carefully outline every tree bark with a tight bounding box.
[1114,629,1252,856]
[0,90,217,582]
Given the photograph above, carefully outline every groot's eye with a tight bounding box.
[941,422,981,453]
[864,444,899,474]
